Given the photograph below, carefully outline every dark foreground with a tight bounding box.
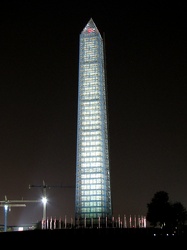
[0,228,186,246]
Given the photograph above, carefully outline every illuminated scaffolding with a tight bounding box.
[75,18,112,227]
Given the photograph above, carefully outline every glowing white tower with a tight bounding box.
[75,18,112,228]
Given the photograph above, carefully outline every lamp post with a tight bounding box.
[4,205,8,232]
[29,180,74,229]
[42,196,47,229]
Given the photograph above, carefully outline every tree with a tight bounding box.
[146,191,187,230]
[146,191,171,228]
[171,202,187,230]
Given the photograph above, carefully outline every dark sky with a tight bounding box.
[0,1,186,227]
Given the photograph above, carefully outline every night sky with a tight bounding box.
[0,1,186,227]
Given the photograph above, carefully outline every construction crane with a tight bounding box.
[0,195,40,232]
[29,180,74,229]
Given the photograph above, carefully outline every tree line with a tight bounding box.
[146,190,187,233]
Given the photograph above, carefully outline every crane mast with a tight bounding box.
[0,195,40,232]
[29,180,74,229]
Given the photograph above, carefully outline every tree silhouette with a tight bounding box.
[171,202,187,230]
[146,191,187,231]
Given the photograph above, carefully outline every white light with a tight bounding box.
[4,205,8,211]
[42,197,47,204]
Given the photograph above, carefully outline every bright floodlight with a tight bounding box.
[4,204,8,211]
[42,197,47,205]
